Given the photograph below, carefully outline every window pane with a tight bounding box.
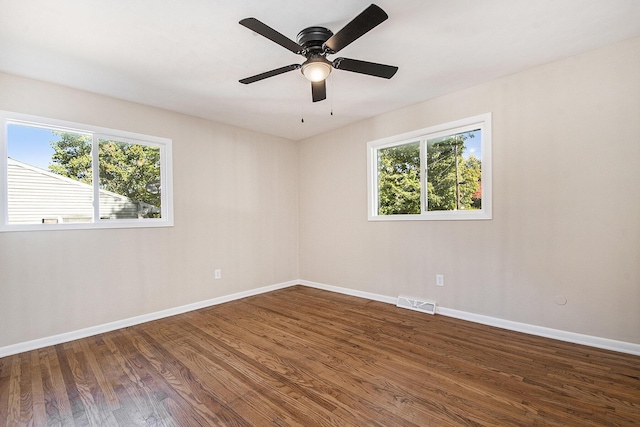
[7,124,94,224]
[377,141,421,215]
[97,139,161,219]
[426,129,482,211]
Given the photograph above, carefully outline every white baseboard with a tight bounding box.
[2,279,639,358]
[0,280,298,358]
[299,280,640,356]
[299,279,398,305]
[437,307,640,356]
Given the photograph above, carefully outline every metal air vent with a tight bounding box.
[396,295,436,315]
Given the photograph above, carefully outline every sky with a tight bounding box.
[427,129,482,159]
[464,130,482,159]
[7,124,60,170]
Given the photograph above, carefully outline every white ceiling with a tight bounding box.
[1,0,639,141]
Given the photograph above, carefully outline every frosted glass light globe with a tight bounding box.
[301,61,332,82]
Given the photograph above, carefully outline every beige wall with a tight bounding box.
[0,73,299,348]
[1,35,639,350]
[298,36,640,344]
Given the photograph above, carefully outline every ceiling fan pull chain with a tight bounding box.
[330,74,334,116]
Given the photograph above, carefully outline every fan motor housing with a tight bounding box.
[297,26,333,52]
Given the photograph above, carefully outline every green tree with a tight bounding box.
[48,132,93,184]
[426,132,481,211]
[377,132,482,215]
[426,136,463,211]
[98,139,161,208]
[49,132,161,210]
[378,142,421,215]
[461,156,482,209]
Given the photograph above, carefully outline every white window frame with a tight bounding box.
[0,111,174,231]
[367,113,492,221]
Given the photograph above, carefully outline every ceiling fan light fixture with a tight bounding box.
[301,59,332,82]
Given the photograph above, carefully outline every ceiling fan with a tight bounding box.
[239,4,398,102]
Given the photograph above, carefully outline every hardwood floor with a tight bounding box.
[1,285,639,426]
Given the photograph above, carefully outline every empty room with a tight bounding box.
[1,1,639,425]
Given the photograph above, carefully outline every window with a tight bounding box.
[368,113,491,220]
[0,111,173,231]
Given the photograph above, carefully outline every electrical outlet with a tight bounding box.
[214,269,222,280]
[436,274,444,286]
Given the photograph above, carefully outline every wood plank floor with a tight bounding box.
[1,285,639,426]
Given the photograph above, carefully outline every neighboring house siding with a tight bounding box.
[7,159,148,223]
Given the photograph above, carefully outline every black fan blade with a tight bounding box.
[239,18,303,54]
[311,80,326,102]
[239,64,300,84]
[333,57,398,79]
[323,4,388,53]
